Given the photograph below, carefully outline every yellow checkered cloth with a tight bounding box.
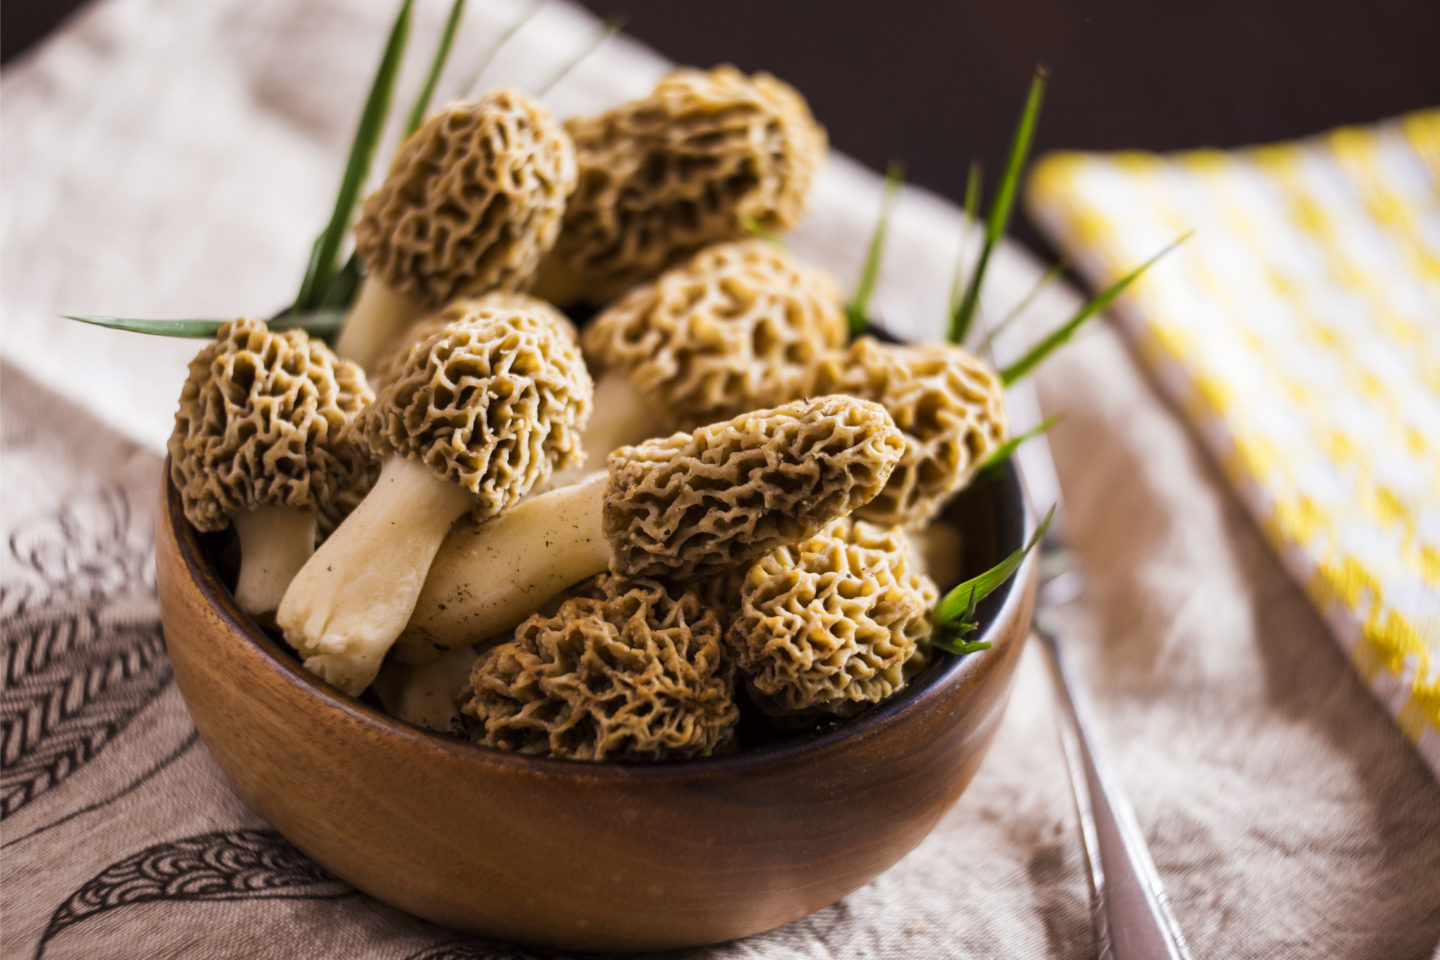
[1026,111,1440,778]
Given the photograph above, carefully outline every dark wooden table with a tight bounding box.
[8,0,1436,252]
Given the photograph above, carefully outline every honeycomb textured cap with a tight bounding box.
[732,517,938,717]
[463,575,738,761]
[168,318,374,532]
[316,420,381,542]
[581,240,846,426]
[553,65,826,302]
[809,337,1008,527]
[355,90,577,307]
[369,291,576,394]
[358,303,593,518]
[603,395,905,580]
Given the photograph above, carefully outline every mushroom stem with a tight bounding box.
[231,505,318,617]
[277,456,475,695]
[334,275,425,371]
[396,472,611,662]
[373,643,480,732]
[548,371,667,488]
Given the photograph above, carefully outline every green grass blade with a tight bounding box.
[535,15,623,97]
[980,257,1067,351]
[949,67,1047,346]
[948,161,983,319]
[405,0,467,137]
[977,414,1062,473]
[64,315,228,338]
[318,253,365,310]
[846,161,904,339]
[295,0,413,311]
[1000,231,1191,386]
[934,505,1054,626]
[463,2,545,98]
[64,310,347,339]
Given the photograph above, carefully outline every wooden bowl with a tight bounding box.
[155,460,1036,953]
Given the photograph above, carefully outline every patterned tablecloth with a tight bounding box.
[2,1,1439,957]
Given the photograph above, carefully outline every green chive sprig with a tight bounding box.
[977,414,1062,473]
[999,231,1191,386]
[932,505,1055,653]
[947,161,983,320]
[64,311,347,340]
[845,161,904,339]
[404,0,468,137]
[949,67,1046,347]
[293,0,414,315]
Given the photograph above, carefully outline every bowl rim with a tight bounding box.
[167,459,1035,783]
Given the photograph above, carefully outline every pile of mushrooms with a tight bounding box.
[165,61,1023,761]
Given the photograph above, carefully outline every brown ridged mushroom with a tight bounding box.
[276,303,593,695]
[808,336,1009,527]
[396,394,906,663]
[535,66,827,306]
[368,291,577,395]
[463,575,737,760]
[550,240,846,483]
[731,517,938,719]
[168,318,373,616]
[337,90,577,370]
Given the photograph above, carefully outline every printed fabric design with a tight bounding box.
[1027,109,1440,777]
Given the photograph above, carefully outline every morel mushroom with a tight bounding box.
[536,66,826,305]
[168,318,372,616]
[731,516,938,718]
[808,336,1008,527]
[276,304,593,695]
[463,575,737,760]
[337,90,577,370]
[397,395,906,662]
[554,239,847,480]
[368,291,576,395]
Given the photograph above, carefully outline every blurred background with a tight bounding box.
[11,0,1435,254]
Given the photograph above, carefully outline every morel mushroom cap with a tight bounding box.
[399,394,906,661]
[169,318,373,530]
[277,305,594,696]
[355,90,577,308]
[168,318,373,614]
[581,239,847,428]
[605,394,904,579]
[732,517,938,718]
[359,305,592,517]
[336,90,577,371]
[808,336,1009,527]
[539,65,827,305]
[369,291,577,395]
[463,575,737,761]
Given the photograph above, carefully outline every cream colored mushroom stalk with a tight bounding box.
[808,336,1009,527]
[536,66,827,306]
[372,643,482,734]
[276,303,592,696]
[731,517,939,720]
[397,394,906,663]
[550,239,848,485]
[168,318,373,617]
[336,90,577,370]
[464,575,737,760]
